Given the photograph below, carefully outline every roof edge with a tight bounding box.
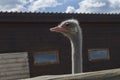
[0,11,120,15]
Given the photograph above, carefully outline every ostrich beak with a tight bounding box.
[50,26,67,32]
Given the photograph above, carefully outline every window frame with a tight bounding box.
[88,48,110,61]
[33,50,59,65]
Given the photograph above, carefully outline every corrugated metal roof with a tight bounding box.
[0,11,120,15]
[0,12,119,23]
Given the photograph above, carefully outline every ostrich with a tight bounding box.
[50,19,82,74]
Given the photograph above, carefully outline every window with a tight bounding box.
[33,50,59,65]
[88,48,110,61]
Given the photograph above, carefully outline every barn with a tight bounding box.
[0,12,120,79]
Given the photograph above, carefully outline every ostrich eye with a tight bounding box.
[65,23,70,27]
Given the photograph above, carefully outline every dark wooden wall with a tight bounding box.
[0,22,71,77]
[0,13,120,77]
[82,22,120,72]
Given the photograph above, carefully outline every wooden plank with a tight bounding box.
[0,52,30,80]
[0,68,29,75]
[0,58,28,64]
[0,62,29,68]
[0,66,29,72]
[1,74,29,80]
[0,52,28,59]
[23,68,120,80]
[0,70,29,76]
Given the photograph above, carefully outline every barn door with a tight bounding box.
[0,52,30,80]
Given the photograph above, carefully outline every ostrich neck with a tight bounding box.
[69,30,83,74]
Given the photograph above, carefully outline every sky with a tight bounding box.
[0,0,120,13]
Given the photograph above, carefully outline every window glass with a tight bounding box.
[88,48,110,61]
[34,51,59,65]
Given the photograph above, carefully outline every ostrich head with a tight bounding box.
[50,19,80,39]
[50,19,83,73]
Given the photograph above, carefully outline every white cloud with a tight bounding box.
[0,0,120,13]
[28,0,62,12]
[109,0,120,8]
[19,0,27,4]
[65,6,75,13]
[77,0,106,13]
[0,0,27,12]
[66,0,120,13]
[0,0,62,12]
[79,0,106,8]
[66,0,106,13]
[0,5,26,12]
